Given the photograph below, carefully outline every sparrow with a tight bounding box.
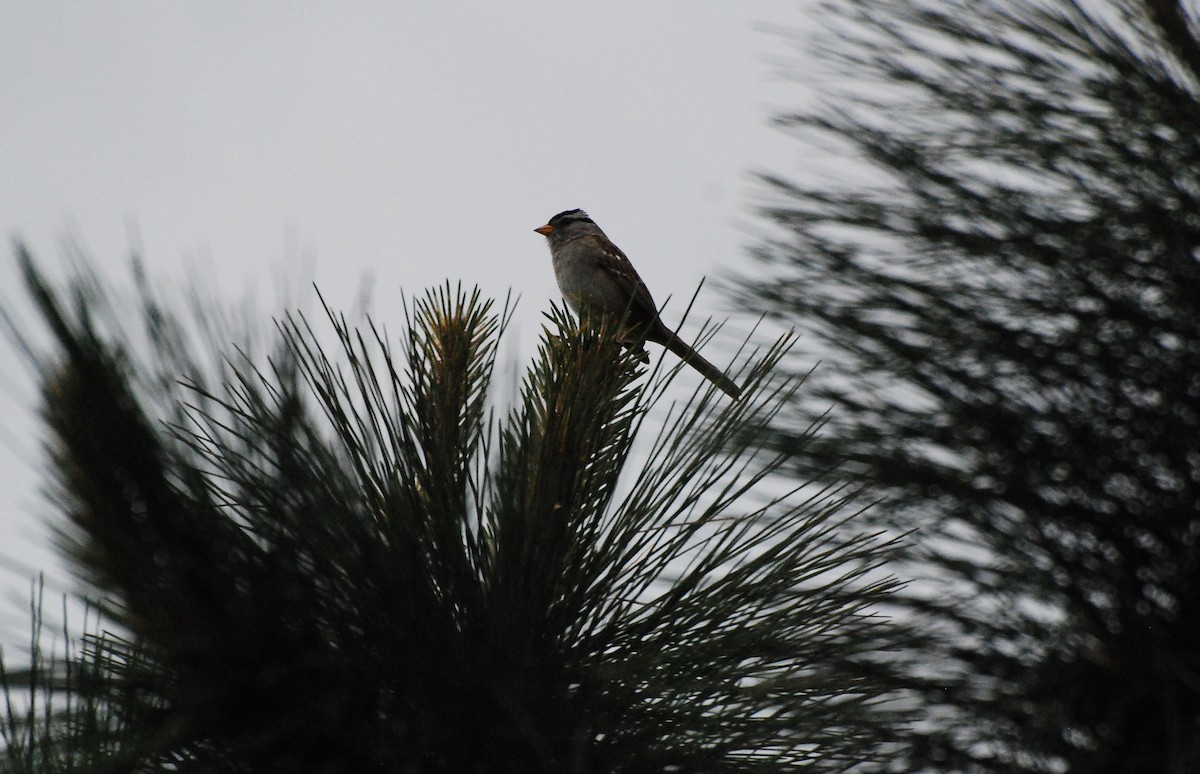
[535,209,741,399]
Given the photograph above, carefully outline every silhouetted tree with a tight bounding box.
[1,248,903,773]
[730,1,1200,770]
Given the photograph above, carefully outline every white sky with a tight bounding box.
[0,2,809,649]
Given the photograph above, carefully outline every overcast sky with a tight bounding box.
[0,2,810,648]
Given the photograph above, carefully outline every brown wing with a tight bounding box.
[592,234,662,328]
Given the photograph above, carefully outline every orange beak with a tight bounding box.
[534,224,553,235]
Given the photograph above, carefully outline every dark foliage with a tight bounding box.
[2,247,902,773]
[730,0,1200,770]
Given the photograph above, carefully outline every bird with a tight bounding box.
[534,209,741,399]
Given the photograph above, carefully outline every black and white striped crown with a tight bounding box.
[548,209,594,228]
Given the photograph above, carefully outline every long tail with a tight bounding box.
[661,331,742,400]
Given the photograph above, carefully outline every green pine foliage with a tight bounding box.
[730,0,1200,770]
[2,247,903,773]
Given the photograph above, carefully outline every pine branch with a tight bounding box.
[3,250,905,772]
[729,1,1200,770]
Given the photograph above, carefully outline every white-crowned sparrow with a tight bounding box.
[535,209,742,399]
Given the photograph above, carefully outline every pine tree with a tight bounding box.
[729,0,1200,770]
[2,247,903,773]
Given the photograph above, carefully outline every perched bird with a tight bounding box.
[535,209,741,399]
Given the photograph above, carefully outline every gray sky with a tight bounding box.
[0,2,806,648]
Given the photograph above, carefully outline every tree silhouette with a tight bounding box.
[2,247,903,773]
[730,0,1200,770]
